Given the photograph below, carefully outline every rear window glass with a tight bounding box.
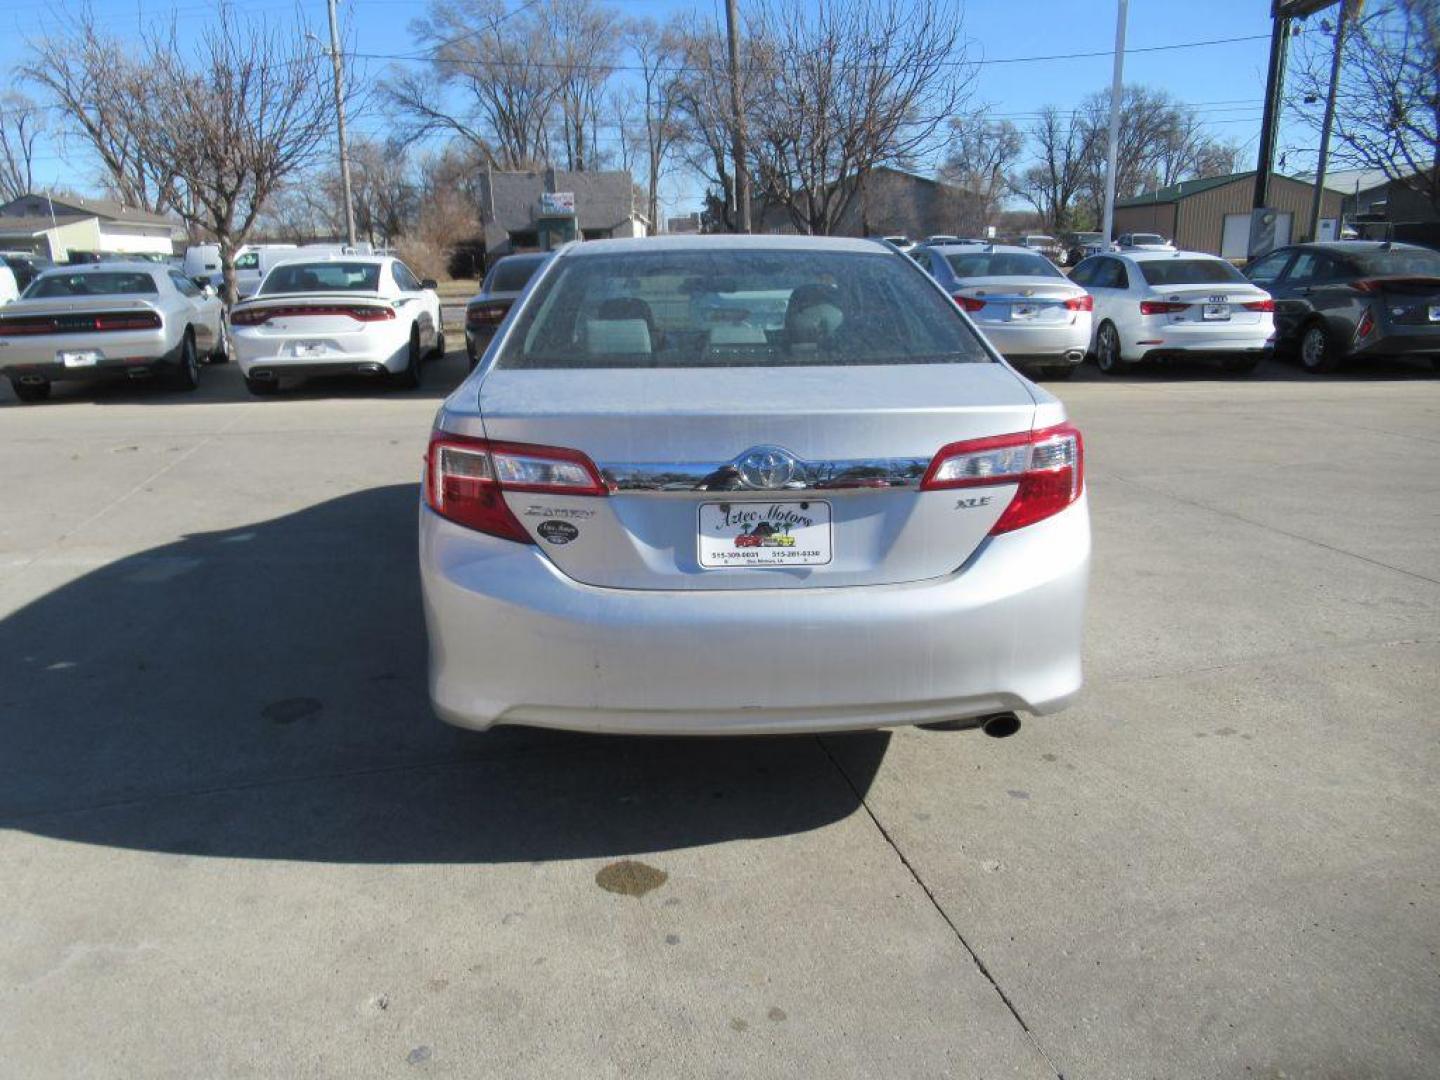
[496,249,991,370]
[1138,259,1246,286]
[485,257,547,293]
[26,271,158,297]
[260,262,380,294]
[1129,234,1165,245]
[1349,249,1440,276]
[945,252,1062,278]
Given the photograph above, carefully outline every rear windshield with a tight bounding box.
[485,256,546,293]
[260,262,380,294]
[496,249,991,370]
[25,271,158,297]
[1130,234,1165,245]
[1138,259,1246,286]
[946,252,1062,278]
[1349,249,1440,277]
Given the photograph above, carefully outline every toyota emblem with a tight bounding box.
[734,446,799,490]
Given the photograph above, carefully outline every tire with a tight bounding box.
[393,326,422,390]
[171,331,200,391]
[1094,321,1126,375]
[1298,320,1341,374]
[244,375,279,396]
[209,318,231,364]
[10,378,50,403]
[1220,355,1260,376]
[428,329,446,361]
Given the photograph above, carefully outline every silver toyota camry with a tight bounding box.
[420,236,1089,735]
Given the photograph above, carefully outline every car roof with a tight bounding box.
[556,235,892,257]
[1287,240,1429,254]
[38,261,162,274]
[1119,249,1224,262]
[493,252,549,265]
[270,253,390,265]
[929,243,1037,255]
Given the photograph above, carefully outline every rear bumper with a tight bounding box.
[1353,329,1440,358]
[0,338,181,382]
[233,328,410,377]
[977,321,1090,361]
[420,496,1090,735]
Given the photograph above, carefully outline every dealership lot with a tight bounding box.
[2,355,1437,1078]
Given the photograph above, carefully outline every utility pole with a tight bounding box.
[723,0,751,234]
[1099,0,1128,248]
[326,0,357,246]
[1308,0,1351,241]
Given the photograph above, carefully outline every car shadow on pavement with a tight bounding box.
[1063,355,1440,384]
[0,484,889,864]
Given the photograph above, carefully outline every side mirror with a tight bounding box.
[192,275,211,289]
[420,278,438,291]
[201,284,218,298]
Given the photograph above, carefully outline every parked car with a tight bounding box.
[1016,234,1064,263]
[463,252,550,369]
[916,243,1092,379]
[0,263,226,402]
[1116,233,1176,252]
[231,244,297,298]
[0,263,17,306]
[420,235,1089,736]
[871,235,917,254]
[1242,241,1440,373]
[924,234,963,246]
[1069,249,1275,375]
[229,255,443,395]
[0,252,54,295]
[1060,232,1104,267]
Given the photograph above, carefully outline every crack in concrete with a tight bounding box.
[815,735,1067,1080]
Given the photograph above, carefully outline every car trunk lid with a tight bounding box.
[474,364,1039,591]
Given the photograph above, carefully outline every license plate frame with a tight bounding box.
[1010,303,1039,321]
[1202,303,1231,321]
[292,340,328,358]
[697,500,833,568]
[59,350,103,368]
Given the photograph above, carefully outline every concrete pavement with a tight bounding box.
[2,353,1437,1078]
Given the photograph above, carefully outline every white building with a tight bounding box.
[0,194,180,261]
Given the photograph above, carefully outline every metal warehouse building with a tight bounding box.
[1113,172,1344,258]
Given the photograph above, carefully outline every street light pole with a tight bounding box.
[1308,1,1349,241]
[1099,0,1128,248]
[723,0,751,234]
[326,0,357,247]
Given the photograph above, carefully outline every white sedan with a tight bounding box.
[1069,250,1275,375]
[229,255,443,395]
[917,243,1092,379]
[0,263,226,403]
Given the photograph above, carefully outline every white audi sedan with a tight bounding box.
[1070,249,1275,375]
[0,263,225,403]
[420,236,1090,736]
[229,255,443,395]
[916,243,1092,379]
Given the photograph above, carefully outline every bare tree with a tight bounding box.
[548,0,619,172]
[1291,0,1439,214]
[1010,106,1098,232]
[25,13,177,213]
[745,0,973,235]
[0,92,46,202]
[348,138,418,245]
[625,18,686,231]
[136,16,334,301]
[670,16,754,231]
[938,111,1023,235]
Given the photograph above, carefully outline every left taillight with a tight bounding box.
[425,431,607,542]
[94,312,162,331]
[920,423,1084,534]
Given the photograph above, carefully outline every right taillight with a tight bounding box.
[953,295,986,312]
[921,424,1084,534]
[1242,298,1275,312]
[1063,295,1093,311]
[425,431,607,542]
[1140,300,1188,315]
[466,303,508,327]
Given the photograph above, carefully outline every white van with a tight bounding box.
[233,245,298,299]
[183,244,223,284]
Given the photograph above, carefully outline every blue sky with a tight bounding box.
[3,0,1324,217]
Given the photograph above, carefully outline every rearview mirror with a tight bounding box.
[420,278,438,290]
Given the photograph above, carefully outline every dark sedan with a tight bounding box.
[463,252,550,369]
[1243,241,1440,373]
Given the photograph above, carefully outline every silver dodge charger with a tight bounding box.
[420,236,1090,735]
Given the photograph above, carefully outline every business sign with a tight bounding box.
[540,192,576,214]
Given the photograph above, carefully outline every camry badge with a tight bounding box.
[734,446,800,490]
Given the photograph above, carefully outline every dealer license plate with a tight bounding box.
[1429,305,1440,322]
[293,340,328,358]
[1010,304,1038,320]
[59,350,102,368]
[698,500,832,568]
[1203,304,1231,321]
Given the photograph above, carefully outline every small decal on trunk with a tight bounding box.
[956,496,993,509]
[537,520,580,545]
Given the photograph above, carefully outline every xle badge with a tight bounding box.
[956,496,992,509]
[537,520,580,545]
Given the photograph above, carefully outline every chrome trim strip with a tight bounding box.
[600,457,930,492]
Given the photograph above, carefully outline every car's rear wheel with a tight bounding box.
[244,374,279,396]
[394,326,423,390]
[209,319,231,364]
[1094,321,1126,375]
[10,378,50,403]
[1299,320,1341,374]
[429,329,446,360]
[171,331,200,391]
